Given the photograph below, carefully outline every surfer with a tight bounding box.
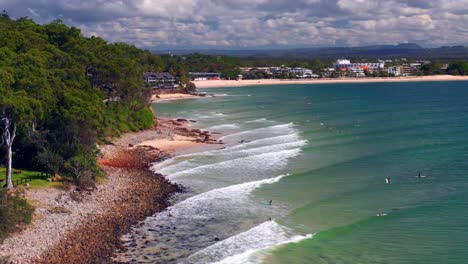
[385,177,391,184]
[268,200,273,206]
[418,172,421,178]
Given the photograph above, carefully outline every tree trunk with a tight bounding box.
[1,117,16,189]
[6,142,13,188]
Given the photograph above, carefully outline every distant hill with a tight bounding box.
[153,44,468,60]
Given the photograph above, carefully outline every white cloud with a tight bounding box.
[2,0,468,48]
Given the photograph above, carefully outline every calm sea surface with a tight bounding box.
[119,81,468,263]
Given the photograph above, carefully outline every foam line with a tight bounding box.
[164,148,301,180]
[219,123,295,141]
[188,221,313,264]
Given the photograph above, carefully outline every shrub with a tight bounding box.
[64,150,100,190]
[0,189,35,240]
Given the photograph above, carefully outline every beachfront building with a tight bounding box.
[348,67,365,77]
[289,67,315,78]
[270,67,316,78]
[240,67,273,75]
[385,66,402,76]
[401,65,412,75]
[189,72,221,81]
[143,72,177,89]
[241,66,316,79]
[333,59,385,73]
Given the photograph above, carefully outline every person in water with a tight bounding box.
[268,200,273,206]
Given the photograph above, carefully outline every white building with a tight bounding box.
[348,67,365,77]
[333,59,384,72]
[385,66,401,76]
[289,67,314,78]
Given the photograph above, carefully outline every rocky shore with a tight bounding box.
[0,118,219,263]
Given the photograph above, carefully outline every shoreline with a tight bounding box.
[0,118,220,263]
[150,92,213,102]
[193,75,468,88]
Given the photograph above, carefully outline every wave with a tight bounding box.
[151,124,302,175]
[195,112,227,119]
[164,174,288,219]
[153,138,306,177]
[188,221,313,264]
[117,174,291,262]
[163,148,302,182]
[246,118,274,123]
[219,123,295,142]
[207,124,241,130]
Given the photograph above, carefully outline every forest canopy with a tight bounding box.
[0,15,169,187]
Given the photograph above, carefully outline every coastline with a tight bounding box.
[150,92,213,102]
[194,75,468,88]
[0,118,219,263]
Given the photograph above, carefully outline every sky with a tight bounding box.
[2,0,468,49]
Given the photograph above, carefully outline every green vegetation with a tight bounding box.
[0,14,168,189]
[166,53,242,79]
[0,189,34,240]
[0,167,57,188]
[447,61,468,75]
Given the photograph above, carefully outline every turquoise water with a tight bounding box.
[121,81,468,263]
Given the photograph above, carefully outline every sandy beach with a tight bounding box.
[151,93,201,101]
[194,75,468,88]
[0,118,220,263]
[150,92,212,102]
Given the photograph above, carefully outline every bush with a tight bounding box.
[0,189,35,240]
[64,150,100,190]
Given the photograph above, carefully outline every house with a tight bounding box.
[189,72,221,81]
[143,72,177,89]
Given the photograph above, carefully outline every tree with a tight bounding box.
[0,88,39,188]
[447,61,468,75]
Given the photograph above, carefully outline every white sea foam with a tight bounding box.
[196,112,227,119]
[246,118,273,123]
[188,221,313,264]
[153,137,306,177]
[151,123,301,174]
[144,174,288,224]
[207,124,241,130]
[164,148,301,181]
[219,123,295,142]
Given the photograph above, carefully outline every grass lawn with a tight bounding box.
[0,167,61,188]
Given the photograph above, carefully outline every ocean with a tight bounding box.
[120,81,468,263]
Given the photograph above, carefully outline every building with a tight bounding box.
[333,59,385,72]
[348,67,365,77]
[143,72,177,89]
[400,65,411,75]
[385,66,401,76]
[289,67,314,78]
[240,67,273,76]
[189,72,221,81]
